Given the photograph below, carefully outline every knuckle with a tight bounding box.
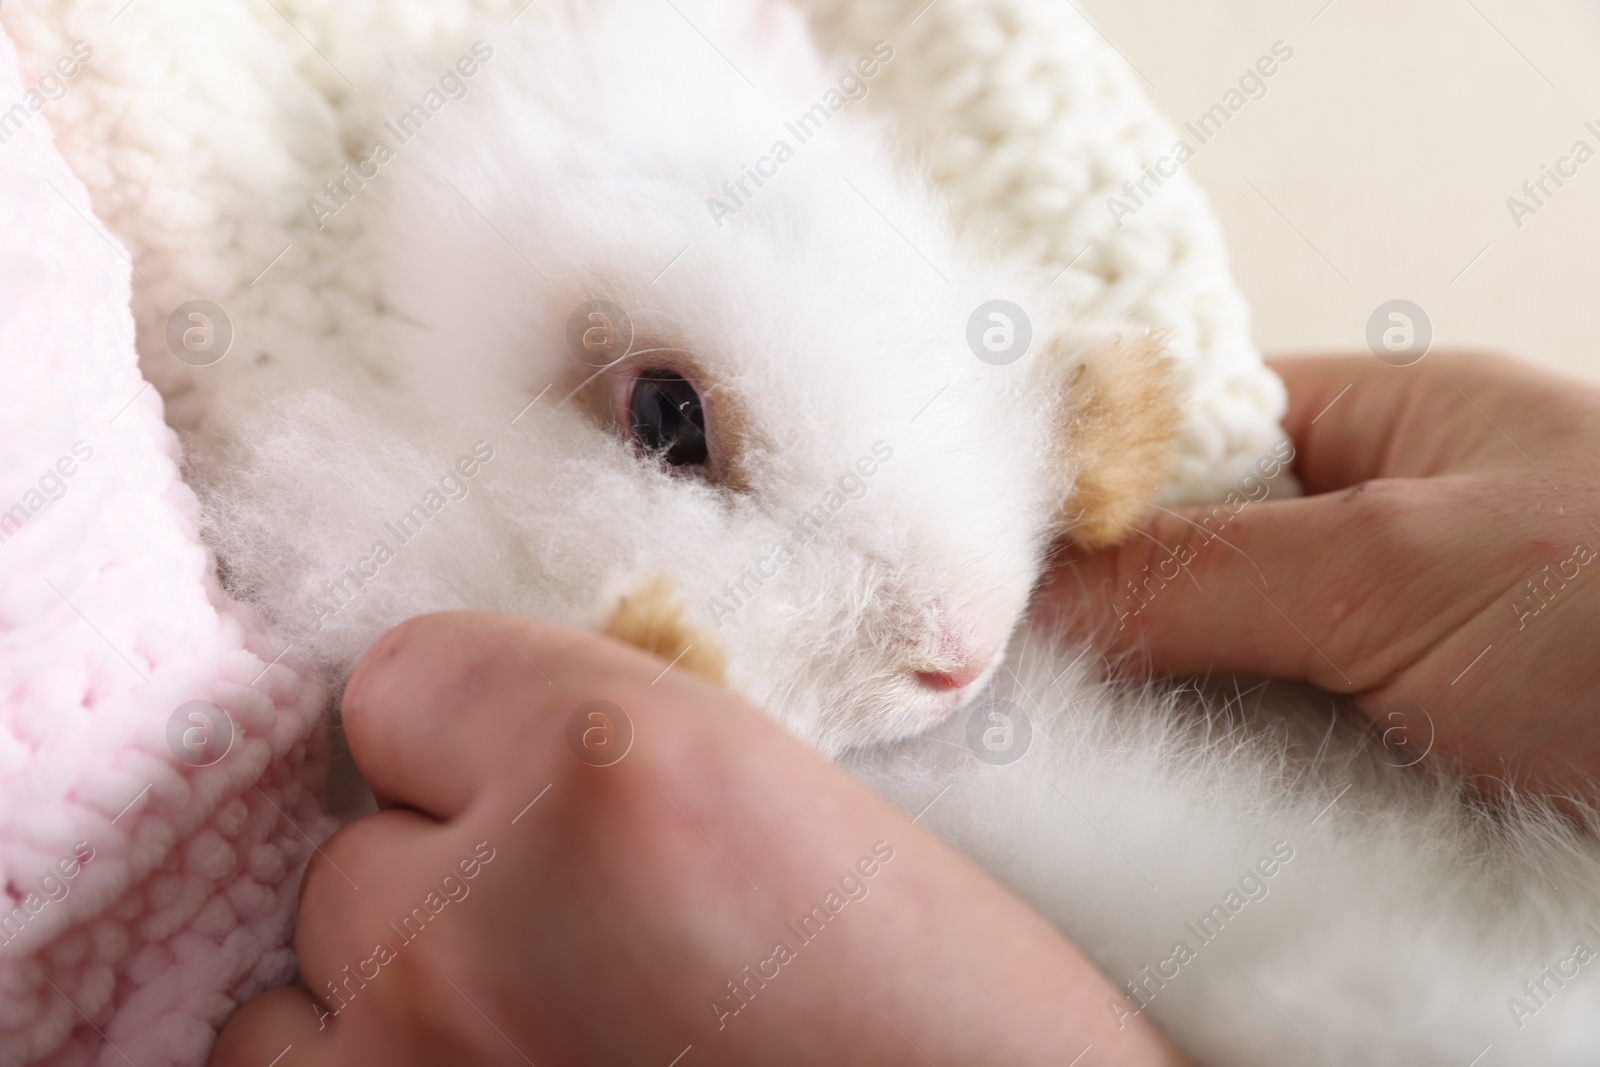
[342,611,507,730]
[1340,477,1422,540]
[299,823,371,916]
[316,820,375,875]
[342,614,436,724]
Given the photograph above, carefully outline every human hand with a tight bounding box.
[210,612,1188,1066]
[1048,351,1600,791]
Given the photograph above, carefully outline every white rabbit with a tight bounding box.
[192,1,1600,1063]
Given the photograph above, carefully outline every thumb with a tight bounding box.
[210,986,337,1067]
[1043,478,1440,692]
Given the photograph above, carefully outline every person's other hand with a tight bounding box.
[210,612,1188,1066]
[1049,351,1600,790]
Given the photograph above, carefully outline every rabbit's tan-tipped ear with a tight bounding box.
[1056,332,1183,548]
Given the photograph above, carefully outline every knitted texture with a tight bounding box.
[0,1,1286,1062]
[8,0,1286,501]
[0,22,331,1067]
[804,0,1289,502]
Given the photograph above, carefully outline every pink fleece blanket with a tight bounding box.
[0,29,332,1067]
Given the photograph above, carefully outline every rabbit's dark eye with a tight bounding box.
[628,370,708,467]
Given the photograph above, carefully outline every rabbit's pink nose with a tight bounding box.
[914,659,988,691]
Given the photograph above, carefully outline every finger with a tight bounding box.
[1269,350,1555,492]
[293,809,447,994]
[210,986,336,1067]
[1270,353,1429,493]
[341,612,672,818]
[1044,474,1472,690]
[341,612,559,816]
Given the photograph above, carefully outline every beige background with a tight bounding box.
[1078,0,1600,380]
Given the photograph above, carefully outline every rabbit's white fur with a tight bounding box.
[202,0,1096,757]
[193,0,1600,1063]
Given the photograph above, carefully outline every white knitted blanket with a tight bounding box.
[805,0,1286,502]
[0,1,1284,1063]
